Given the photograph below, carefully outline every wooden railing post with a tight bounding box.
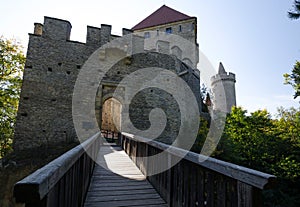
[117,132,121,146]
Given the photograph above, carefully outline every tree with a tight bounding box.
[284,61,300,100]
[219,107,283,171]
[288,0,300,19]
[274,107,300,180]
[0,37,25,158]
[216,106,300,206]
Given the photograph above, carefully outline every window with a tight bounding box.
[178,25,182,32]
[144,32,150,38]
[166,27,172,34]
[157,29,159,36]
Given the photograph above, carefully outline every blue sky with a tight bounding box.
[1,0,299,115]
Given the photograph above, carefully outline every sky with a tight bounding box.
[1,0,300,115]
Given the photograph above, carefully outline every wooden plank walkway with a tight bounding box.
[84,144,167,207]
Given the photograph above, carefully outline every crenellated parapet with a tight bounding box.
[211,72,236,85]
[31,17,127,47]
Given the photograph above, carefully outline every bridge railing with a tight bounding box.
[14,133,100,207]
[121,132,276,207]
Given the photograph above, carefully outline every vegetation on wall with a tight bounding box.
[0,37,25,158]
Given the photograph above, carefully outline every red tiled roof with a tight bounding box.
[132,5,193,30]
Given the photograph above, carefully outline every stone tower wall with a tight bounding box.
[211,72,236,113]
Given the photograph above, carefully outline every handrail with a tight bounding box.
[14,132,100,207]
[122,132,276,190]
[121,132,277,207]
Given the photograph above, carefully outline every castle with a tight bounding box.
[13,5,236,151]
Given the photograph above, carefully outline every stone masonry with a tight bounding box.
[14,6,236,150]
[13,16,202,150]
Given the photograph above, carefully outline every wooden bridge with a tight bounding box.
[14,132,276,207]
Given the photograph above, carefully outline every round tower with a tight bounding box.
[211,62,236,113]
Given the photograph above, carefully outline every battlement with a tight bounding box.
[43,17,72,40]
[32,16,128,46]
[211,72,236,85]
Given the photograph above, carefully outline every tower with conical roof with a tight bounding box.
[211,62,236,113]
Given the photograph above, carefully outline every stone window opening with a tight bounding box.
[144,32,150,38]
[48,67,52,72]
[178,25,182,32]
[66,71,71,75]
[166,27,172,34]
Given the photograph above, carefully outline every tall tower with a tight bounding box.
[211,62,236,113]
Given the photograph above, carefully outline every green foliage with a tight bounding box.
[192,116,209,152]
[284,61,300,100]
[219,106,300,177]
[288,0,300,20]
[217,106,300,206]
[273,107,300,181]
[0,36,25,158]
[220,107,283,172]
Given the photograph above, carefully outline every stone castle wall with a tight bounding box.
[14,16,202,150]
